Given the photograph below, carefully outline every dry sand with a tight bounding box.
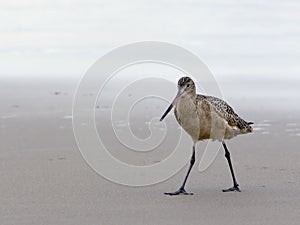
[0,77,300,225]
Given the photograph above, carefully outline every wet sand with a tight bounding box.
[1,77,300,225]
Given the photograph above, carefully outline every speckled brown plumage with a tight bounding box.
[196,95,253,132]
[173,76,253,142]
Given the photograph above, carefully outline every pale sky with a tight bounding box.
[0,0,299,80]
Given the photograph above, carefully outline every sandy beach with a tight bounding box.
[0,76,299,225]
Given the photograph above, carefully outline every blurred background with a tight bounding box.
[1,0,299,111]
[1,0,299,78]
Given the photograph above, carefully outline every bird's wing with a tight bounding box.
[196,95,251,130]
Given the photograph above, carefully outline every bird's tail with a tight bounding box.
[247,121,254,132]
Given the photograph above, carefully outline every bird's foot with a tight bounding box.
[164,187,193,196]
[222,185,241,192]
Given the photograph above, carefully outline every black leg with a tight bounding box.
[222,141,240,192]
[165,145,196,196]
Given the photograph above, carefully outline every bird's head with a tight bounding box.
[177,76,196,97]
[160,76,196,121]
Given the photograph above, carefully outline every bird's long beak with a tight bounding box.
[160,89,183,121]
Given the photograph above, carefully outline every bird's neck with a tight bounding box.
[186,92,196,100]
[178,92,196,105]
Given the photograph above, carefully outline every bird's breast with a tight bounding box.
[174,96,200,142]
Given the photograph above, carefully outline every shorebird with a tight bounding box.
[160,77,253,195]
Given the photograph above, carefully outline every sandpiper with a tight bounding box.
[160,76,253,195]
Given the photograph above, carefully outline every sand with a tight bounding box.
[0,77,300,225]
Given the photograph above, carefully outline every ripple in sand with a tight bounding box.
[114,120,127,128]
[62,115,73,119]
[144,120,165,130]
[1,114,17,119]
[286,123,297,127]
[97,106,111,111]
[253,121,271,134]
[255,123,270,127]
[285,123,300,136]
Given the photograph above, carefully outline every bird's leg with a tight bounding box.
[222,141,241,192]
[165,145,195,196]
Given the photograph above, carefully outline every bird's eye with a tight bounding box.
[187,84,190,88]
